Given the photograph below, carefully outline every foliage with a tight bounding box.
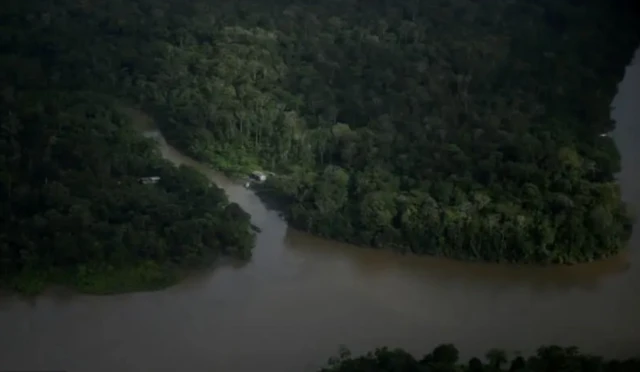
[2,0,639,264]
[0,63,255,293]
[319,344,640,372]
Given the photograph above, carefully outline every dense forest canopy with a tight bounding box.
[0,4,257,294]
[1,0,640,293]
[318,344,640,372]
[96,0,639,263]
[0,90,255,294]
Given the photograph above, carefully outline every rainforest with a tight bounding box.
[79,0,640,263]
[1,0,639,292]
[1,0,640,370]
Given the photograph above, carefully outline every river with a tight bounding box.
[1,49,639,371]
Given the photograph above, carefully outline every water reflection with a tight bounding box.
[283,227,631,292]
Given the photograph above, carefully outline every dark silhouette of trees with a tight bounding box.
[319,345,640,372]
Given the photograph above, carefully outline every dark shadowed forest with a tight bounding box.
[0,89,255,294]
[318,344,640,372]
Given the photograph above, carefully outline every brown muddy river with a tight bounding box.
[1,49,639,372]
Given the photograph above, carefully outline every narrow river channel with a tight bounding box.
[1,49,639,372]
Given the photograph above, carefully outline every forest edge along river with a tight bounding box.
[0,48,639,372]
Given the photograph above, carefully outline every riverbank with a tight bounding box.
[3,263,175,296]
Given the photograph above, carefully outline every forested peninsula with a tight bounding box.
[317,344,640,372]
[2,0,640,295]
[111,0,637,263]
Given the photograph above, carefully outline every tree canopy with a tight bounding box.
[2,0,639,287]
[318,344,640,372]
[0,90,255,294]
[102,0,638,263]
[0,5,257,294]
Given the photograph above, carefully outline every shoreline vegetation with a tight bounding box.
[1,0,639,291]
[318,344,640,372]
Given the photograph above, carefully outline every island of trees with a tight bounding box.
[317,344,640,372]
[2,0,640,295]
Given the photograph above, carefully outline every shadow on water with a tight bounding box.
[282,227,632,292]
